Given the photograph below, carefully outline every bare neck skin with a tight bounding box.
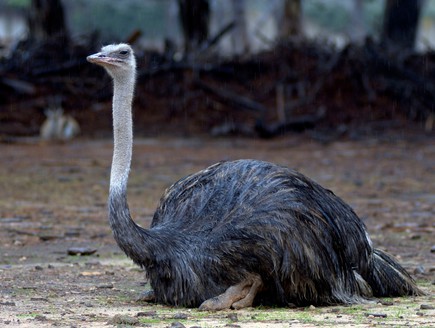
[110,73,135,193]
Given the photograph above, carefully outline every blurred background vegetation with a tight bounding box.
[2,0,435,56]
[1,0,435,139]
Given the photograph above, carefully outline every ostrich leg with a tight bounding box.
[199,273,263,311]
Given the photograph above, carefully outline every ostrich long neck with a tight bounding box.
[108,73,152,262]
[108,70,177,265]
[110,76,134,190]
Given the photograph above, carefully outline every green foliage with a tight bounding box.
[5,0,30,8]
[303,0,385,35]
[304,0,350,32]
[362,0,385,35]
[422,0,435,19]
[70,0,168,41]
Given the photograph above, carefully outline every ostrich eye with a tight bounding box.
[119,50,128,55]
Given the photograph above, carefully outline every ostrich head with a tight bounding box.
[86,43,136,80]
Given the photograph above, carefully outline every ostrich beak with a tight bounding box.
[87,52,104,64]
[87,53,121,67]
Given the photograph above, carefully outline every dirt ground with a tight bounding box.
[0,134,434,327]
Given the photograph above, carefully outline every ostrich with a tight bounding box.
[87,44,422,310]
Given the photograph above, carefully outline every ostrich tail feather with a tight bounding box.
[368,249,424,297]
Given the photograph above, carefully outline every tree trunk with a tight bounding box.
[348,0,366,43]
[178,0,210,54]
[381,0,422,49]
[279,0,302,40]
[28,0,69,45]
[231,0,250,55]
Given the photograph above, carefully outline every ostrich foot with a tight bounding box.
[136,290,155,302]
[199,273,263,311]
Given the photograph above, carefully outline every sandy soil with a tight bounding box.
[0,135,434,327]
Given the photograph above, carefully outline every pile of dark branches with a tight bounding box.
[1,37,434,139]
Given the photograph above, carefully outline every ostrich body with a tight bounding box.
[87,44,422,310]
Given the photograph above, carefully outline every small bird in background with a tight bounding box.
[40,99,80,142]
